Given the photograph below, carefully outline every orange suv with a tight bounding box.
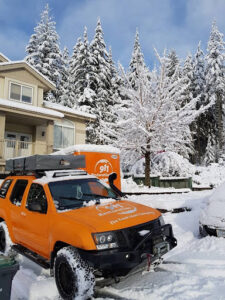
[0,155,177,299]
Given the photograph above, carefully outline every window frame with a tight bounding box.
[9,82,33,104]
[0,179,13,199]
[54,119,75,149]
[10,179,28,206]
[26,183,48,214]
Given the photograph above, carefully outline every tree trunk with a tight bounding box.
[144,145,151,188]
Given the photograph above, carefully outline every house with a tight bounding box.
[0,53,95,172]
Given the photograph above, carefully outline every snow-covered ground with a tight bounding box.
[11,187,225,300]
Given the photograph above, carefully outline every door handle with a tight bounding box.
[21,212,26,217]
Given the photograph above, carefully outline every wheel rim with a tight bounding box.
[0,228,6,253]
[58,261,77,297]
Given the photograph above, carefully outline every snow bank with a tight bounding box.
[193,163,225,187]
[122,177,190,194]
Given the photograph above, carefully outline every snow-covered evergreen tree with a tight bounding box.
[166,49,180,78]
[69,27,96,110]
[56,47,75,107]
[26,4,62,101]
[128,29,146,89]
[203,133,217,165]
[205,21,225,161]
[180,53,194,106]
[191,42,208,163]
[85,19,113,144]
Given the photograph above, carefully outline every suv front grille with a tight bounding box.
[119,219,161,250]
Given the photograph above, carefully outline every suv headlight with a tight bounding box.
[159,215,165,226]
[93,231,118,250]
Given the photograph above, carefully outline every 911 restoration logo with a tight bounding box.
[96,202,155,225]
[94,159,113,182]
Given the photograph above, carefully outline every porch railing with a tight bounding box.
[0,139,33,160]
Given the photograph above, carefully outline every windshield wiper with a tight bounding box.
[59,196,84,201]
[83,193,113,199]
[58,204,82,210]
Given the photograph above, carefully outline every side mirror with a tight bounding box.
[28,202,42,213]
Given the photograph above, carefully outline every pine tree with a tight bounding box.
[70,27,96,111]
[205,21,225,161]
[25,4,62,101]
[166,49,180,78]
[86,19,113,144]
[203,133,217,165]
[100,47,122,144]
[180,53,194,106]
[128,29,145,89]
[56,47,75,107]
[191,42,208,163]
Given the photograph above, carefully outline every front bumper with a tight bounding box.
[199,224,225,237]
[79,223,177,276]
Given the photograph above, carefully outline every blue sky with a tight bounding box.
[1,0,225,68]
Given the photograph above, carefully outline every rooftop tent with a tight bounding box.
[6,155,86,172]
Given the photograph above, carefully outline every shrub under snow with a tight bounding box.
[152,151,194,177]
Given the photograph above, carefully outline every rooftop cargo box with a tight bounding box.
[6,155,85,172]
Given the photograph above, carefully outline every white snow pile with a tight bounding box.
[193,163,225,188]
[200,181,225,228]
[151,151,194,177]
[121,177,190,194]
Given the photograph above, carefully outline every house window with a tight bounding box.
[10,83,32,104]
[54,119,75,149]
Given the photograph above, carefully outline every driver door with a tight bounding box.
[19,183,50,258]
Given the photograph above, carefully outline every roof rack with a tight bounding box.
[6,154,86,173]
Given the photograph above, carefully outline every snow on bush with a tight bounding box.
[151,151,194,177]
[130,152,194,177]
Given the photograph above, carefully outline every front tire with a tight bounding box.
[0,222,15,256]
[54,246,95,300]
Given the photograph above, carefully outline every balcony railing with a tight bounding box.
[0,139,33,160]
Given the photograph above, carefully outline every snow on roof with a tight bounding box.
[43,101,96,120]
[0,60,55,89]
[34,174,96,185]
[52,144,121,155]
[0,98,64,118]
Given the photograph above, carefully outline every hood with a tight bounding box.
[59,200,161,232]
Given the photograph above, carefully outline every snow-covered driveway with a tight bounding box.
[11,190,225,300]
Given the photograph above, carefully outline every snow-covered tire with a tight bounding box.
[54,246,95,300]
[0,221,15,256]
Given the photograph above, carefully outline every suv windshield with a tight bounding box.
[48,178,119,211]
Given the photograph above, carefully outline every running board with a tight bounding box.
[12,244,50,269]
